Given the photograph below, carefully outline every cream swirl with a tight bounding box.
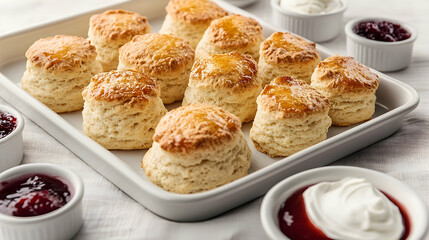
[303,177,404,240]
[280,0,342,14]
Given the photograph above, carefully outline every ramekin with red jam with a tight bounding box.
[0,163,84,240]
[0,105,24,172]
[345,17,417,72]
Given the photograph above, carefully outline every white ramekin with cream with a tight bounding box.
[271,0,348,42]
[261,166,428,240]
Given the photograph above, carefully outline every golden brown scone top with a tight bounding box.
[153,104,241,154]
[260,76,330,118]
[119,33,195,75]
[312,55,379,93]
[190,51,259,91]
[82,70,159,104]
[25,35,97,72]
[206,14,264,49]
[166,0,228,24]
[260,32,320,64]
[89,9,151,41]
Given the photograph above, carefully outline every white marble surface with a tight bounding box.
[0,0,428,239]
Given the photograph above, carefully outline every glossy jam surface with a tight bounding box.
[278,185,411,240]
[353,20,411,42]
[0,111,17,140]
[0,174,71,217]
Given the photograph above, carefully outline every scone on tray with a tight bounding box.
[118,33,195,104]
[82,70,167,150]
[250,76,331,157]
[258,32,321,86]
[21,35,102,113]
[159,0,228,49]
[310,55,379,126]
[195,14,264,61]
[142,104,252,194]
[183,51,261,123]
[88,9,151,72]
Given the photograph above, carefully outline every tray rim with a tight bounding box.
[0,0,420,220]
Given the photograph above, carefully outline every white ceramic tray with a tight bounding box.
[0,0,419,221]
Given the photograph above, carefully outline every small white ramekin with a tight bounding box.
[260,166,428,240]
[271,0,348,42]
[0,163,84,240]
[0,104,24,172]
[345,17,417,72]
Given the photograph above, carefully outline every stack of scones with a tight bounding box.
[21,0,379,194]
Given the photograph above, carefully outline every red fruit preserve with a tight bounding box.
[353,20,411,42]
[277,185,411,240]
[0,111,17,139]
[0,174,71,217]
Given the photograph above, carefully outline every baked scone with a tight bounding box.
[82,70,167,150]
[118,33,195,104]
[250,76,331,157]
[183,51,261,122]
[310,55,379,126]
[159,0,228,49]
[142,104,251,194]
[258,32,321,86]
[21,35,102,113]
[195,14,264,61]
[88,9,151,72]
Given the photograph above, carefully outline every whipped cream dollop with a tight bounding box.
[303,177,404,240]
[280,0,342,14]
